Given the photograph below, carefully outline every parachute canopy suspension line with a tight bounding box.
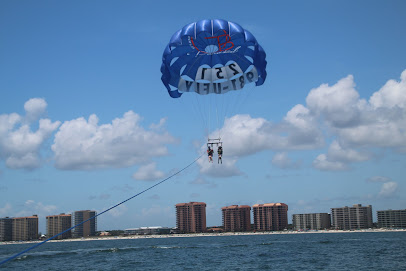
[0,153,204,267]
[161,19,267,144]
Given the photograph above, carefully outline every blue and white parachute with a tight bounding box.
[161,19,267,98]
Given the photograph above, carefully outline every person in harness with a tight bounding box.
[217,145,223,164]
[207,146,214,163]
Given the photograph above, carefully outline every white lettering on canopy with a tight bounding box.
[178,64,258,95]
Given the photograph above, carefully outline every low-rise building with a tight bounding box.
[124,226,171,235]
[377,209,406,228]
[331,204,373,230]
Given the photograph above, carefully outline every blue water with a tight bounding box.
[1,232,405,270]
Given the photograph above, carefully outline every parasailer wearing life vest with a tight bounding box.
[217,146,223,164]
[207,146,214,163]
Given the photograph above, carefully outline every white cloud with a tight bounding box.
[378,181,398,198]
[306,75,363,128]
[308,71,406,170]
[370,70,406,109]
[196,110,323,177]
[272,152,301,169]
[24,98,47,122]
[282,105,325,149]
[312,141,370,171]
[218,112,323,157]
[365,176,398,199]
[194,70,406,175]
[326,141,371,162]
[197,153,242,178]
[312,154,347,171]
[149,117,168,131]
[4,71,406,175]
[52,111,177,170]
[0,203,12,217]
[0,98,60,170]
[367,176,392,183]
[132,162,165,181]
[317,72,406,150]
[16,200,58,217]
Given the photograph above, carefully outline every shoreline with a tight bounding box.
[1,228,405,246]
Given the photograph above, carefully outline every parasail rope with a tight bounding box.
[0,153,204,266]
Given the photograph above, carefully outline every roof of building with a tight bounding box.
[124,226,170,231]
[175,202,206,207]
[221,205,251,210]
[252,203,288,207]
[12,215,39,219]
[46,214,72,218]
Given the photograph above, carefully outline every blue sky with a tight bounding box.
[0,0,405,233]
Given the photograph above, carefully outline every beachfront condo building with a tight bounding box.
[331,204,373,230]
[124,226,171,235]
[176,202,206,233]
[46,213,72,239]
[12,215,39,241]
[292,213,331,231]
[252,203,288,231]
[222,205,251,232]
[0,217,13,241]
[72,210,97,238]
[377,209,406,228]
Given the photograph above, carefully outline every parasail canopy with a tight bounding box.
[161,19,267,98]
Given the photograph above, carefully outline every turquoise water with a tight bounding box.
[1,232,405,270]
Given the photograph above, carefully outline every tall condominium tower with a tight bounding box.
[331,204,373,230]
[46,214,72,240]
[377,209,406,228]
[222,205,251,232]
[72,210,97,238]
[292,213,331,230]
[0,217,12,241]
[252,203,288,231]
[175,202,206,233]
[12,215,39,241]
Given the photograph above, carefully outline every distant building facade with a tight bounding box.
[253,203,288,231]
[176,202,206,233]
[0,217,13,241]
[124,226,171,235]
[331,204,373,230]
[292,213,331,230]
[377,209,406,228]
[12,215,38,241]
[221,205,251,232]
[72,210,97,238]
[46,214,72,240]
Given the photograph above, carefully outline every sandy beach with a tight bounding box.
[2,228,405,246]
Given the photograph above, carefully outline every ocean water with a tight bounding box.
[1,232,405,270]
